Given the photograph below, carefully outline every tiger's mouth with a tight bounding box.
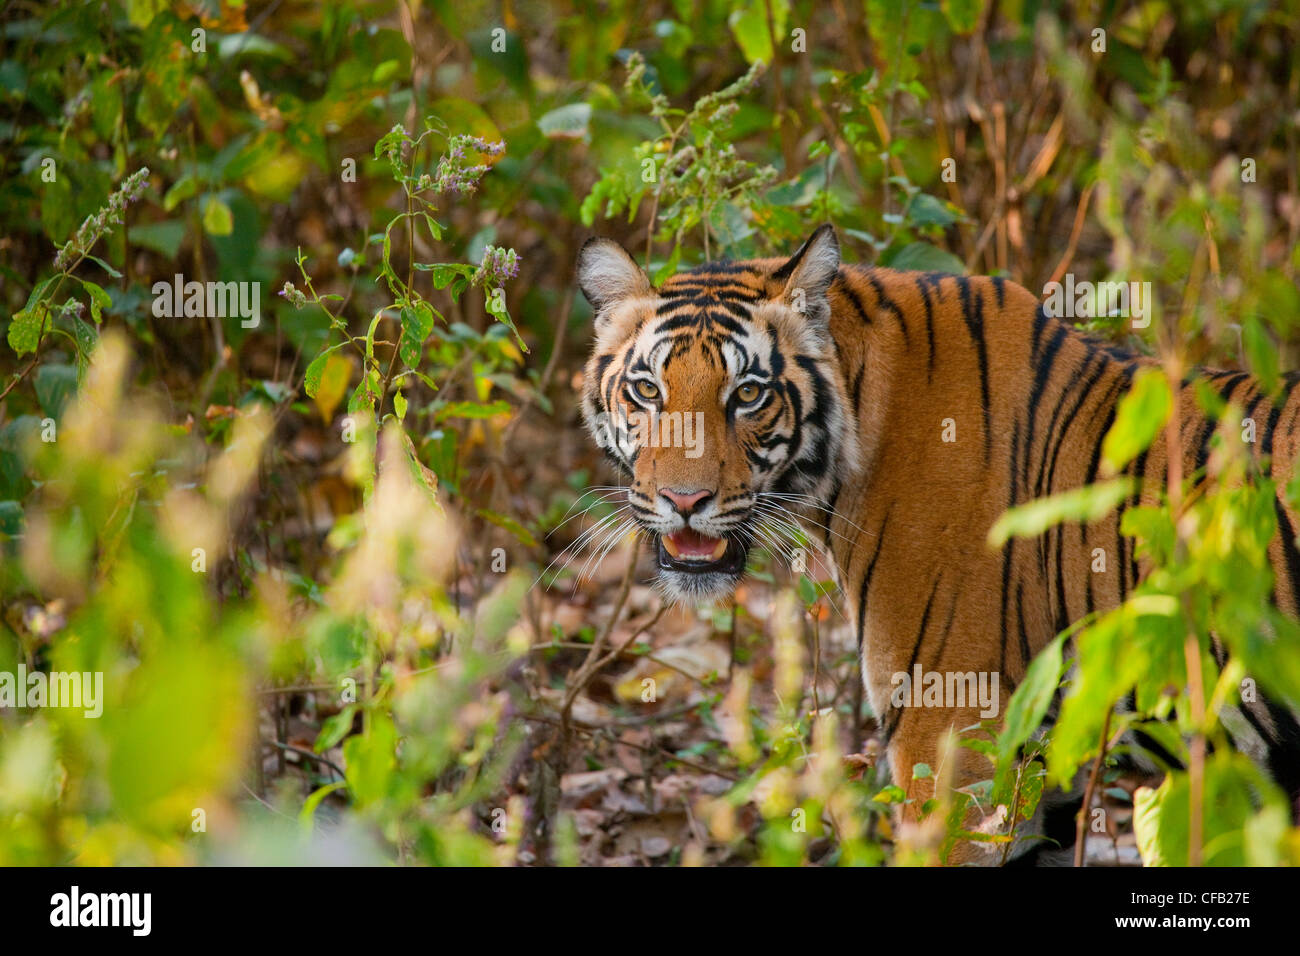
[657,529,747,575]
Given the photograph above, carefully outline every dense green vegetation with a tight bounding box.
[1,0,1298,866]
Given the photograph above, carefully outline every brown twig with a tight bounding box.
[266,739,346,781]
[1044,181,1097,289]
[0,350,42,403]
[559,551,639,730]
[1074,708,1115,867]
[524,712,737,781]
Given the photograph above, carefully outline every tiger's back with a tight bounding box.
[823,262,1300,818]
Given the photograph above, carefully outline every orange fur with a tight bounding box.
[577,226,1300,864]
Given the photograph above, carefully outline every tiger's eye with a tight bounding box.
[736,382,763,404]
[634,380,660,401]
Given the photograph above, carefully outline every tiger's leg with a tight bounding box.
[886,705,1014,866]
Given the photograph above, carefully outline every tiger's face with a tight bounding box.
[576,226,858,602]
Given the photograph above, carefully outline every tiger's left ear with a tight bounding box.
[772,224,840,327]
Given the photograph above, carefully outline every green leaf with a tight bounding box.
[994,634,1066,798]
[347,368,381,415]
[8,303,47,356]
[1132,773,1171,866]
[126,0,166,27]
[484,288,527,352]
[72,316,97,375]
[728,0,788,64]
[163,175,199,212]
[767,163,833,208]
[988,478,1134,547]
[304,347,334,399]
[478,508,537,548]
[298,781,347,831]
[305,347,351,421]
[82,254,123,279]
[373,125,407,161]
[468,29,530,90]
[0,446,26,499]
[887,242,966,275]
[941,0,984,34]
[399,302,437,368]
[201,196,234,236]
[399,427,439,505]
[651,244,683,286]
[1102,368,1171,475]
[315,704,359,752]
[796,574,818,605]
[342,712,397,808]
[0,499,22,536]
[129,221,186,259]
[907,192,960,228]
[537,103,592,140]
[34,364,77,419]
[76,277,112,324]
[429,264,472,290]
[8,277,53,355]
[1132,755,1285,866]
[393,390,408,423]
[435,399,511,422]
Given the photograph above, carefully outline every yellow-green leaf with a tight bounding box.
[312,353,352,423]
[1102,368,1171,475]
[987,478,1134,547]
[201,196,234,236]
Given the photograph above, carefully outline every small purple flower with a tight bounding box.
[431,135,505,195]
[278,281,308,308]
[473,244,520,287]
[52,168,148,273]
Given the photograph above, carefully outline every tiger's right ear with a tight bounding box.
[576,237,652,319]
[772,224,840,328]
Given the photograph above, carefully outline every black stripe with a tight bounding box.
[957,278,993,463]
[1123,449,1149,593]
[880,572,939,747]
[1274,496,1300,611]
[850,365,865,419]
[855,507,892,655]
[930,582,961,664]
[1000,418,1022,676]
[839,279,874,328]
[1083,517,1094,616]
[913,274,936,381]
[1036,352,1106,498]
[1024,325,1069,489]
[867,274,909,347]
[1083,366,1136,486]
[1016,581,1031,673]
[1262,702,1300,803]
[1262,400,1283,458]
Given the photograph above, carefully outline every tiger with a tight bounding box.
[574,223,1300,865]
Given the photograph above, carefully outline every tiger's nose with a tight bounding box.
[661,488,713,517]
